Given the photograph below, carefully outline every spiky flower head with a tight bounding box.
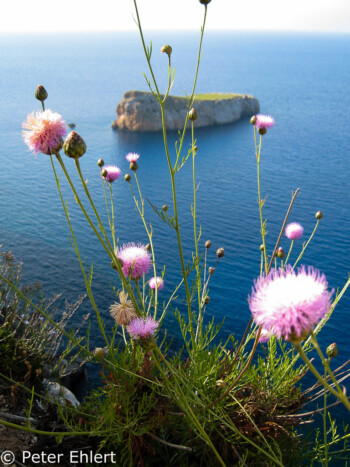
[285,222,304,240]
[127,316,159,339]
[102,165,121,183]
[126,153,140,163]
[109,291,137,326]
[22,109,67,155]
[149,277,164,291]
[117,243,151,280]
[249,265,333,342]
[35,85,48,102]
[254,114,274,134]
[63,131,86,159]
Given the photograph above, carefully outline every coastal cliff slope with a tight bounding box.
[112,91,260,132]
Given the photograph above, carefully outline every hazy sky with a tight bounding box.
[1,0,350,34]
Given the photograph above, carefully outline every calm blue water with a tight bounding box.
[1,31,350,425]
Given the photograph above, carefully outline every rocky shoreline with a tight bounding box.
[112,90,260,132]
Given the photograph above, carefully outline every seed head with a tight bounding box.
[110,291,137,326]
[205,240,212,249]
[216,247,224,258]
[208,267,215,275]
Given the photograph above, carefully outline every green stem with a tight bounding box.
[192,122,202,343]
[323,365,329,467]
[255,130,267,274]
[135,279,145,313]
[108,182,116,251]
[293,219,320,269]
[284,240,294,266]
[294,342,350,410]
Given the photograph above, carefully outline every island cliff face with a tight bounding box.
[112,91,260,132]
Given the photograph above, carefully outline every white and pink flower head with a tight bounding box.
[254,114,274,130]
[249,265,333,342]
[127,316,158,339]
[102,165,121,183]
[285,222,304,241]
[149,277,164,291]
[117,242,151,280]
[126,153,140,163]
[22,109,67,155]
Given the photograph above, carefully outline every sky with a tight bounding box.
[1,0,350,34]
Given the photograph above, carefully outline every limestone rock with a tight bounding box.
[112,91,260,132]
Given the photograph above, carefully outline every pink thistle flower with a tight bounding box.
[258,328,271,344]
[285,222,304,240]
[249,265,333,342]
[149,277,164,291]
[254,114,275,131]
[127,316,159,339]
[102,165,121,183]
[126,153,140,163]
[22,109,67,155]
[117,243,151,280]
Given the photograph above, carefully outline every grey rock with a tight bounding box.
[112,91,260,132]
[43,379,80,407]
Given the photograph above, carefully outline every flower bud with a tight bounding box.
[208,267,215,275]
[216,248,224,258]
[97,158,104,167]
[124,174,131,182]
[277,247,285,259]
[204,296,210,305]
[315,210,323,220]
[258,127,267,136]
[194,145,198,152]
[326,343,338,359]
[259,244,265,252]
[35,85,48,102]
[101,169,108,178]
[199,0,212,4]
[250,115,257,125]
[162,204,168,212]
[189,108,198,121]
[160,45,172,57]
[63,131,86,159]
[94,347,105,358]
[130,161,138,171]
[205,240,212,249]
[145,243,152,251]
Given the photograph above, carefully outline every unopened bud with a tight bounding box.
[277,247,285,259]
[258,127,267,136]
[35,85,48,102]
[162,205,168,212]
[189,108,198,121]
[259,244,265,252]
[208,267,215,275]
[111,258,123,270]
[216,248,224,258]
[101,169,108,178]
[250,115,257,125]
[204,296,210,305]
[63,131,87,159]
[130,161,138,171]
[194,145,198,152]
[326,343,338,359]
[205,240,212,249]
[160,45,172,57]
[94,347,105,358]
[124,174,131,182]
[97,158,104,167]
[315,210,323,220]
[199,0,212,4]
[145,243,151,251]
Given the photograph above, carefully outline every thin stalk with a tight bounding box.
[160,104,196,349]
[192,121,202,343]
[101,175,113,241]
[108,182,116,251]
[294,342,350,410]
[284,240,294,266]
[293,219,320,269]
[135,279,145,314]
[51,156,110,348]
[255,130,267,274]
[130,175,159,318]
[323,365,329,467]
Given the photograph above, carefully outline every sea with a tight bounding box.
[1,31,350,425]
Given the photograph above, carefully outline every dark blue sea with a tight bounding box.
[1,31,350,425]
